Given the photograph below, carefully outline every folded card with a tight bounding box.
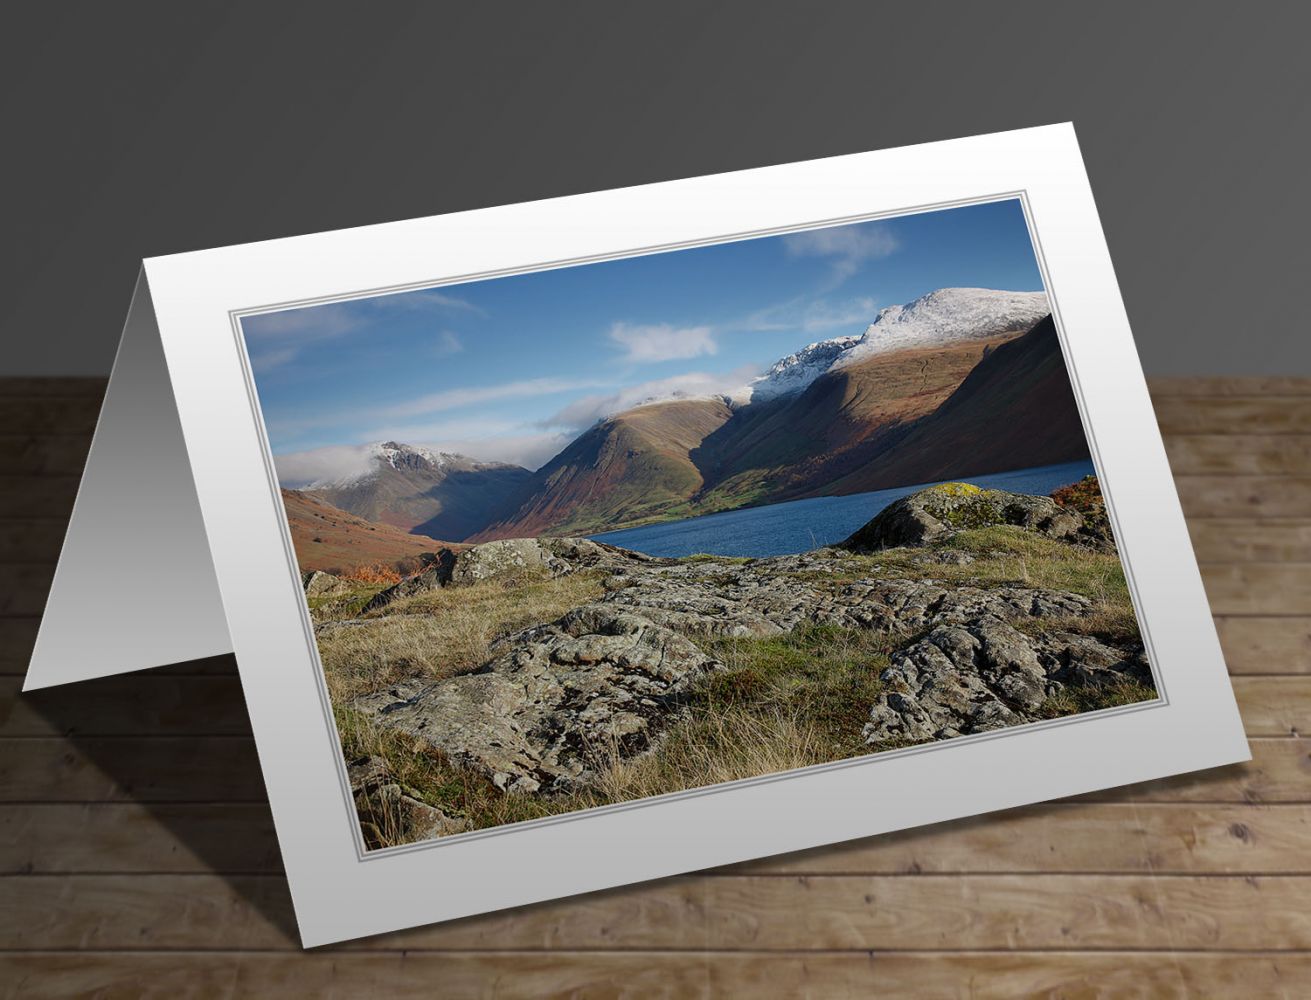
[26,124,1247,947]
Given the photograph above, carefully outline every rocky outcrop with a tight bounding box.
[355,604,721,793]
[349,483,1149,803]
[864,620,1150,743]
[362,536,661,612]
[347,755,468,846]
[841,482,1085,552]
[302,569,349,598]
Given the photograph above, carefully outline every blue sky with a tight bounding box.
[243,198,1044,483]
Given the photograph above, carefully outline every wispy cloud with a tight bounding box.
[739,295,879,337]
[543,366,760,432]
[376,376,609,421]
[432,330,464,357]
[243,288,484,371]
[782,224,899,285]
[608,322,717,363]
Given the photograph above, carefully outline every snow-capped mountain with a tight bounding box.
[297,440,534,541]
[746,335,863,402]
[743,288,1050,403]
[836,288,1050,367]
[307,441,463,490]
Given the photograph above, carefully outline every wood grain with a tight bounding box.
[7,802,1311,877]
[1153,396,1311,435]
[2,873,1309,952]
[2,736,1304,807]
[2,375,1309,995]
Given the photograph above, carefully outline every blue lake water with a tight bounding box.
[589,460,1096,559]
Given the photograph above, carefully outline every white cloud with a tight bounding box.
[608,322,717,363]
[274,445,378,487]
[783,224,899,284]
[378,376,608,420]
[739,295,878,336]
[544,366,760,431]
[242,288,484,372]
[432,330,464,357]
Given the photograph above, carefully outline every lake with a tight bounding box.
[589,460,1096,559]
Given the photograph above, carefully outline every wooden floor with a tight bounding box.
[1,376,1309,998]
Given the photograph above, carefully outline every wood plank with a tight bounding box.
[709,952,1311,998]
[1153,396,1311,435]
[702,874,1311,952]
[4,873,1311,953]
[0,618,38,673]
[3,952,1309,998]
[1200,563,1311,616]
[0,476,78,520]
[1177,475,1311,518]
[0,522,68,564]
[0,952,710,998]
[7,802,1311,877]
[1189,520,1311,563]
[1232,677,1310,736]
[0,735,1303,807]
[0,397,102,436]
[731,803,1311,876]
[1149,376,1311,396]
[1166,434,1311,475]
[0,377,106,397]
[0,803,284,874]
[0,737,267,803]
[1217,617,1311,674]
[0,565,55,616]
[0,435,92,477]
[1,676,251,737]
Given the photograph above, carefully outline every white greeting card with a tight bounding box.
[26,124,1247,947]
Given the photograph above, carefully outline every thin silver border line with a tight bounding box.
[228,190,1166,865]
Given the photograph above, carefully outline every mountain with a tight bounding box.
[819,316,1088,494]
[472,398,735,539]
[281,489,453,574]
[304,442,533,542]
[472,288,1063,538]
[694,334,1021,507]
[743,287,1050,402]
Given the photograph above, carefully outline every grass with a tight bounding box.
[316,568,605,704]
[785,525,1132,619]
[331,623,895,846]
[315,516,1155,847]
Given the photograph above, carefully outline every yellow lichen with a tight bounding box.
[927,482,983,497]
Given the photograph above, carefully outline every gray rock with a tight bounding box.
[302,570,349,598]
[355,604,722,793]
[363,557,453,613]
[863,617,1150,744]
[842,483,1085,552]
[448,538,572,587]
[346,755,468,845]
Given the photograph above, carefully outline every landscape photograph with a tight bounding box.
[241,198,1158,849]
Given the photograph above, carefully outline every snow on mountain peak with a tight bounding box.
[746,335,863,403]
[306,441,467,489]
[742,287,1049,402]
[836,288,1050,367]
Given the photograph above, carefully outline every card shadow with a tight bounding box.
[21,655,302,945]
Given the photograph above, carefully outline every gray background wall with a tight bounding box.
[5,2,1308,376]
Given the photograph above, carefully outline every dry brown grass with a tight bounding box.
[317,569,606,704]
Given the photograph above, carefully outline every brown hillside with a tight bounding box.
[822,316,1088,494]
[694,335,1019,504]
[281,489,458,574]
[473,398,734,539]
